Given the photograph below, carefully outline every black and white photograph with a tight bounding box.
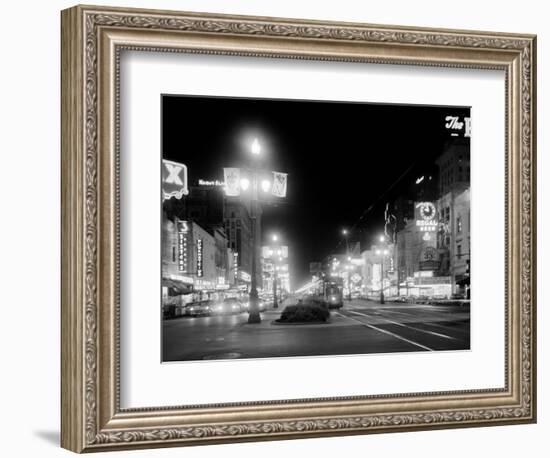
[161,95,471,362]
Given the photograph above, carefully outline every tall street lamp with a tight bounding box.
[375,235,389,304]
[226,136,287,323]
[246,138,262,323]
[342,229,352,301]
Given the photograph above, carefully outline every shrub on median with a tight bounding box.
[277,299,330,323]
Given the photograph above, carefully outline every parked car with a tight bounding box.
[184,301,211,317]
[210,298,243,315]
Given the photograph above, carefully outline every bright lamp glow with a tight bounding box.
[261,179,271,193]
[383,249,389,255]
[375,249,381,255]
[251,138,261,155]
[379,235,385,242]
[272,234,278,242]
[240,177,250,191]
[342,229,348,236]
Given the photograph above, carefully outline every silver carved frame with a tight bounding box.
[61,4,537,453]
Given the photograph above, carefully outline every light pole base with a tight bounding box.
[247,312,261,324]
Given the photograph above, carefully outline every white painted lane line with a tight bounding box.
[335,312,433,351]
[379,309,470,336]
[349,310,458,341]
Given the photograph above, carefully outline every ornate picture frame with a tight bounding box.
[61,4,536,453]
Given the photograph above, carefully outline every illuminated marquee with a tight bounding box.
[415,202,438,232]
[196,238,203,277]
[177,220,189,273]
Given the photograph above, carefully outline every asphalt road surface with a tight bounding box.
[162,298,470,362]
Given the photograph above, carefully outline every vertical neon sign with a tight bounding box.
[197,238,203,277]
[177,220,189,273]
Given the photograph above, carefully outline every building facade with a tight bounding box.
[436,187,471,296]
[261,245,290,295]
[436,138,470,196]
[163,181,263,293]
[224,196,262,289]
[361,245,395,298]
[384,138,470,299]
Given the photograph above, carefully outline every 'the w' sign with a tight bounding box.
[162,159,189,200]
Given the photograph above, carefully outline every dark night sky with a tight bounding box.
[162,95,469,289]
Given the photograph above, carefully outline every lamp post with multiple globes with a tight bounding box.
[375,234,389,304]
[235,138,281,324]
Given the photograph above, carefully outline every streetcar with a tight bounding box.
[322,276,344,309]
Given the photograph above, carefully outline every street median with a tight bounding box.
[274,298,330,325]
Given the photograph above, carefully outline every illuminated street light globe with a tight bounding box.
[240,177,250,191]
[379,235,385,242]
[261,179,271,193]
[342,229,348,236]
[251,137,261,155]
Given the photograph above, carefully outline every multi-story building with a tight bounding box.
[386,138,471,299]
[163,181,262,291]
[161,213,194,303]
[361,244,395,298]
[436,187,470,296]
[224,196,262,289]
[162,212,226,299]
[436,138,470,196]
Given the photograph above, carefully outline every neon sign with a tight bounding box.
[198,179,225,187]
[445,115,471,138]
[196,239,203,277]
[177,220,189,273]
[415,202,437,232]
[162,160,188,200]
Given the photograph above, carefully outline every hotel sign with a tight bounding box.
[445,115,471,138]
[198,179,225,187]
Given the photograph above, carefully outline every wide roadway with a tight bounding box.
[162,297,470,362]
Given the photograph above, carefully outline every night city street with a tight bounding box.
[161,95,471,361]
[162,298,470,361]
